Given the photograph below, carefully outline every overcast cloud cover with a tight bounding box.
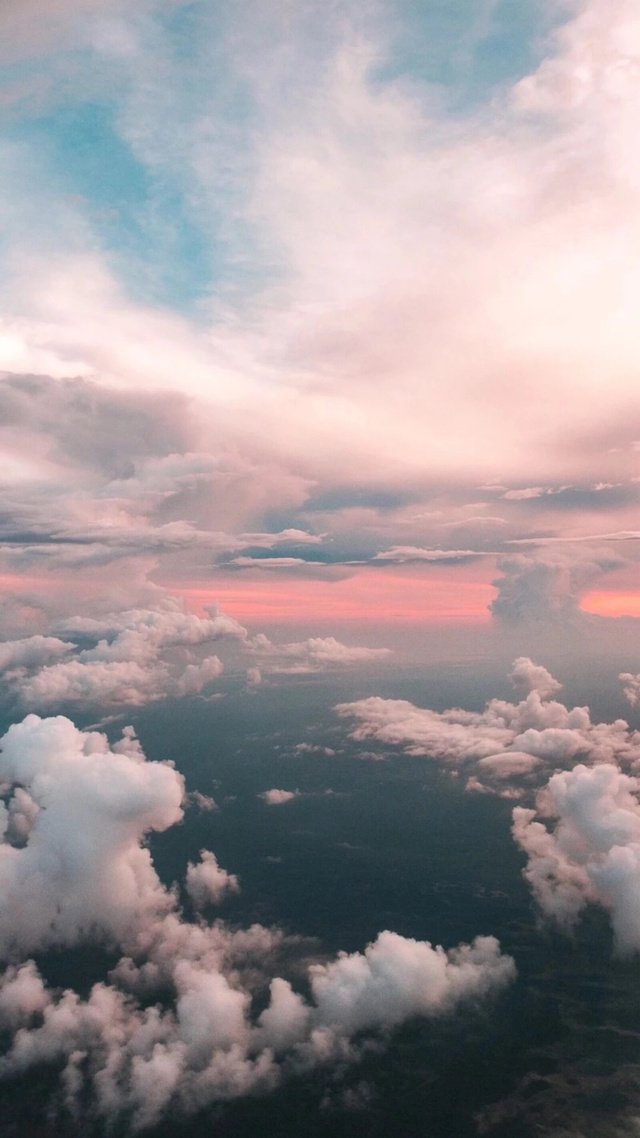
[1,0,640,1132]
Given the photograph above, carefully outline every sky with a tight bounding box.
[1,0,640,1135]
[0,0,639,640]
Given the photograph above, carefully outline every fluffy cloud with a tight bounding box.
[507,657,563,699]
[0,600,246,711]
[490,553,623,624]
[513,763,640,954]
[0,635,72,671]
[337,658,640,797]
[259,789,300,806]
[0,601,396,713]
[0,714,515,1128]
[0,714,182,955]
[247,634,392,675]
[620,672,640,706]
[185,851,240,908]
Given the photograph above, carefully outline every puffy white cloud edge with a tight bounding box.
[0,714,515,1130]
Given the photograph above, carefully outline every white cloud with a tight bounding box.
[0,714,183,955]
[248,634,392,675]
[508,656,564,699]
[1,600,246,711]
[513,762,640,954]
[0,712,515,1127]
[337,657,640,796]
[259,789,299,806]
[373,547,480,563]
[185,851,240,908]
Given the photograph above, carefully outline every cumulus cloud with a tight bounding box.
[0,714,183,955]
[337,653,640,954]
[0,635,72,672]
[620,673,640,707]
[337,658,640,797]
[489,554,622,624]
[247,634,392,675]
[507,656,563,699]
[185,851,240,908]
[513,762,640,955]
[0,600,246,711]
[259,789,300,806]
[0,596,396,713]
[0,714,515,1128]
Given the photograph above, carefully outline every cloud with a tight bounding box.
[0,713,515,1128]
[337,657,640,797]
[476,752,543,779]
[0,714,182,955]
[185,851,240,908]
[0,597,395,713]
[507,656,563,699]
[0,600,246,711]
[620,672,640,706]
[2,0,640,545]
[247,634,393,675]
[372,547,481,563]
[259,789,300,806]
[0,635,72,671]
[513,762,640,955]
[489,553,624,624]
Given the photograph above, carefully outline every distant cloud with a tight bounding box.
[259,789,300,806]
[489,553,624,624]
[337,657,640,799]
[373,547,480,563]
[247,634,392,675]
[0,601,245,711]
[620,672,640,707]
[185,850,240,908]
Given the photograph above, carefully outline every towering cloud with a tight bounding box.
[513,764,640,955]
[490,554,622,625]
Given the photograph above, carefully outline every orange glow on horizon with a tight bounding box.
[581,591,640,618]
[171,567,495,624]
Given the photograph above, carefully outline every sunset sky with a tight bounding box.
[0,0,639,644]
[2,3,640,1136]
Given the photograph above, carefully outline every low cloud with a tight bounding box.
[0,714,515,1129]
[513,763,640,955]
[259,789,300,806]
[185,851,240,908]
[0,600,245,711]
[339,655,640,957]
[620,673,640,707]
[337,657,640,798]
[247,634,392,675]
